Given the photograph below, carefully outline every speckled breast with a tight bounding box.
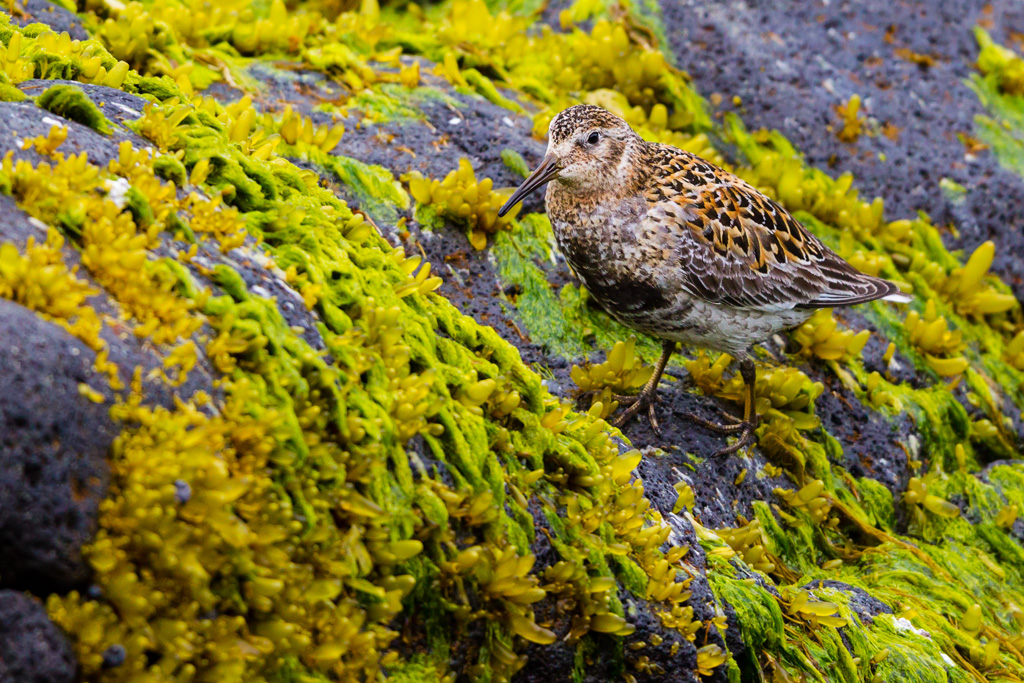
[548,203,687,338]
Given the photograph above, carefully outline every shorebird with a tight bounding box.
[498,104,909,456]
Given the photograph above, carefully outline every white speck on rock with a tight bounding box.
[239,245,288,280]
[41,116,67,130]
[940,653,955,667]
[251,285,272,299]
[28,217,49,231]
[448,117,461,126]
[103,177,132,208]
[671,466,693,487]
[502,116,515,128]
[113,102,141,117]
[665,514,690,544]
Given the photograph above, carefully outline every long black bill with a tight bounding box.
[498,153,561,217]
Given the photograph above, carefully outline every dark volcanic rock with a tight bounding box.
[4,86,152,169]
[0,299,116,591]
[7,0,88,40]
[0,590,76,683]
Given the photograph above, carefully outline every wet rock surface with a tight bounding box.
[7,0,87,40]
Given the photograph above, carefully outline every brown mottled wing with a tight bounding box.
[643,147,900,310]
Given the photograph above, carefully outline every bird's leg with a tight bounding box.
[683,359,758,456]
[610,341,675,435]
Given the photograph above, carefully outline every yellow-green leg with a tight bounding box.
[610,341,676,435]
[683,358,757,457]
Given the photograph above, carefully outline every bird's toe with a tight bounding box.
[709,422,756,458]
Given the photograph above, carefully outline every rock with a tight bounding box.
[7,0,88,40]
[0,299,115,591]
[16,79,151,130]
[0,590,76,683]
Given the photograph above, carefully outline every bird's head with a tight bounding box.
[499,105,639,217]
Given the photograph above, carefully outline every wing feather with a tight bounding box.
[642,145,906,310]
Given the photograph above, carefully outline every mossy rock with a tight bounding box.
[36,83,113,134]
[0,1,1023,683]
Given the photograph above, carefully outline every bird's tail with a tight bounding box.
[801,261,912,308]
[881,289,913,304]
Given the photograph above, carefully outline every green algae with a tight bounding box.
[855,477,896,531]
[312,151,410,224]
[0,82,26,101]
[500,148,530,178]
[152,153,186,184]
[36,83,113,133]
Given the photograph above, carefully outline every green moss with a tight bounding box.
[123,186,153,228]
[385,659,445,683]
[0,82,27,102]
[152,154,186,185]
[500,148,530,178]
[313,152,410,224]
[36,83,113,134]
[132,75,183,102]
[855,477,896,531]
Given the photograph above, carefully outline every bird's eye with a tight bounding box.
[587,131,601,145]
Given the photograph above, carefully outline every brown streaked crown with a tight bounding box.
[548,104,634,143]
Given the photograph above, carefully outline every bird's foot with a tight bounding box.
[610,389,662,436]
[710,419,757,457]
[682,410,758,457]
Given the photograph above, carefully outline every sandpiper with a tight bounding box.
[499,104,910,456]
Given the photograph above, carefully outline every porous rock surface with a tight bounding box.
[0,298,115,591]
[0,590,76,683]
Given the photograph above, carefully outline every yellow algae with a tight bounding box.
[0,231,103,350]
[405,158,517,250]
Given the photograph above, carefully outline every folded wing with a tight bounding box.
[643,147,909,310]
